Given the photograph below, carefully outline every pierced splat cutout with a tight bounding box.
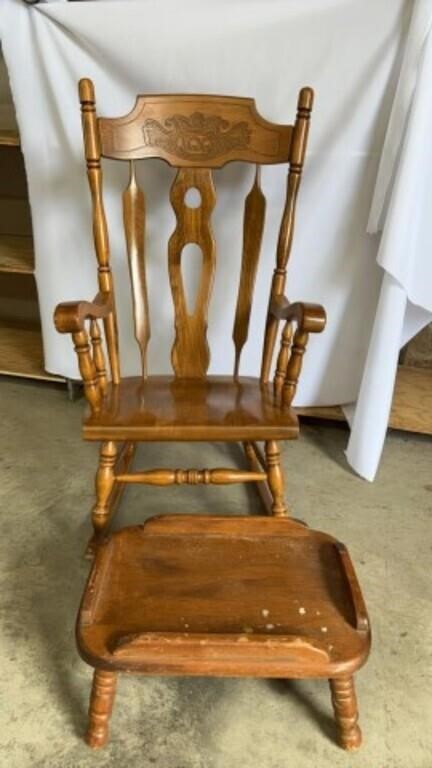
[180,243,204,316]
[184,187,202,208]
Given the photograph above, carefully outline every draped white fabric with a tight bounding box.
[1,0,429,479]
[346,0,432,479]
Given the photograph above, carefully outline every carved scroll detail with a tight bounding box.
[142,113,251,161]
[233,166,266,376]
[98,94,293,167]
[168,168,216,377]
[123,161,150,376]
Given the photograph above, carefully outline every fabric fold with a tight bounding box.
[347,3,432,480]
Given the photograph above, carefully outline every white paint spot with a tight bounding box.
[261,609,270,618]
[321,626,328,633]
[266,623,275,630]
[298,607,306,615]
[316,610,321,616]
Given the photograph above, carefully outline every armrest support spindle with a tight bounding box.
[72,329,102,413]
[90,319,108,396]
[270,296,326,406]
[274,322,293,399]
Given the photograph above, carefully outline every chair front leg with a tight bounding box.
[86,669,117,749]
[86,441,136,558]
[264,440,288,516]
[92,441,117,538]
[329,676,362,750]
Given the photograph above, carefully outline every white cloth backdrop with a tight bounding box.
[1,0,430,479]
[345,0,432,479]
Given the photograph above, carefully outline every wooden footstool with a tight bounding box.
[77,515,371,750]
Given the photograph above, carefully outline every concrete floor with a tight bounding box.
[0,378,431,768]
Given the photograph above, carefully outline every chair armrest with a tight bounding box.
[270,295,326,334]
[272,296,326,406]
[335,542,369,633]
[54,291,113,334]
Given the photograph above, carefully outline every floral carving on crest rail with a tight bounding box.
[142,112,251,160]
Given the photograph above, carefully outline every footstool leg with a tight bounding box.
[85,669,117,748]
[329,676,362,750]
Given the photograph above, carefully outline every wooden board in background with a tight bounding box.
[0,146,28,198]
[390,366,432,434]
[0,198,32,236]
[0,129,20,147]
[0,234,34,273]
[0,319,63,382]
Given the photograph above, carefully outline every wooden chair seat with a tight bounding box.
[83,375,299,442]
[78,515,370,750]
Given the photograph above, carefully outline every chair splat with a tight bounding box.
[123,161,150,378]
[233,166,266,377]
[168,167,216,377]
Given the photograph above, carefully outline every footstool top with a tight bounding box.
[77,515,370,678]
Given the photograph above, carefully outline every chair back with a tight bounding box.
[79,80,313,383]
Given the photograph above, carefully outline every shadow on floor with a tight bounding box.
[268,679,336,745]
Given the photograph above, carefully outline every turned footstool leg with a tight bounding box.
[329,676,362,750]
[86,669,117,748]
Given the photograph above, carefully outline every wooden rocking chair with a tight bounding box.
[54,80,326,553]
